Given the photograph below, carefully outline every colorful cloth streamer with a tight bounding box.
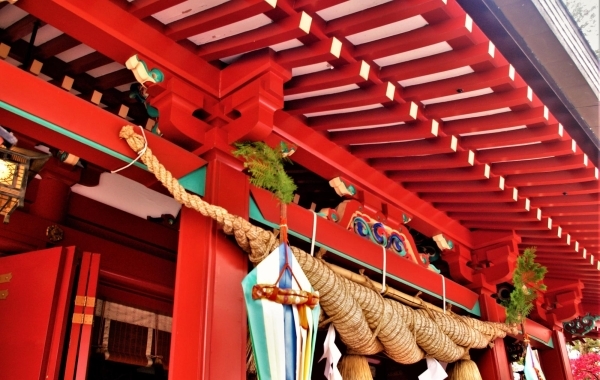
[243,243,320,380]
[418,358,448,380]
[524,344,546,380]
[319,324,342,380]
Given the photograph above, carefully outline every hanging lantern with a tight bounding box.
[0,146,50,223]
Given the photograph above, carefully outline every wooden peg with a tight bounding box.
[118,105,129,118]
[91,90,102,105]
[61,76,74,91]
[293,194,300,204]
[0,43,10,59]
[29,60,43,75]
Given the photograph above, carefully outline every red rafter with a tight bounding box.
[476,140,576,163]
[330,120,439,146]
[370,150,473,171]
[388,164,490,182]
[308,102,418,131]
[352,136,456,159]
[443,106,549,135]
[461,123,563,150]
[505,167,598,187]
[284,60,370,95]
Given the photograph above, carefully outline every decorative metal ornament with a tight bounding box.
[563,313,600,336]
[46,224,64,243]
[0,146,50,223]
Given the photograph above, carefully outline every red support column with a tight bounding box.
[538,328,574,380]
[476,288,513,380]
[169,150,249,380]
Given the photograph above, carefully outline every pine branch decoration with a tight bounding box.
[233,141,297,204]
[504,247,547,325]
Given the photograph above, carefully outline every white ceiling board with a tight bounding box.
[317,0,393,21]
[0,4,28,30]
[328,121,401,132]
[188,13,271,45]
[292,61,332,76]
[55,44,96,63]
[459,125,527,137]
[114,82,136,92]
[476,141,541,150]
[72,173,181,220]
[271,39,303,52]
[304,103,382,117]
[21,24,63,46]
[422,88,494,105]
[441,107,512,122]
[399,66,473,87]
[86,62,126,78]
[152,0,230,25]
[375,42,452,67]
[346,15,427,45]
[284,84,359,101]
[3,56,21,67]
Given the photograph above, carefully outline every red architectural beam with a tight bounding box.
[284,60,370,96]
[308,102,419,131]
[330,120,439,146]
[461,123,564,151]
[492,153,588,176]
[476,140,576,163]
[420,188,518,203]
[352,135,457,159]
[505,167,598,187]
[404,176,506,192]
[518,180,599,197]
[0,59,205,184]
[443,106,549,135]
[325,0,448,37]
[354,14,479,62]
[370,150,474,171]
[388,164,490,182]
[18,0,220,95]
[402,64,519,101]
[165,0,276,41]
[434,198,531,213]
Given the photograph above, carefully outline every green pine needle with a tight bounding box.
[233,141,297,204]
[503,247,547,325]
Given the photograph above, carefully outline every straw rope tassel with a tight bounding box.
[117,126,515,373]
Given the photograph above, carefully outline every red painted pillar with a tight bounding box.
[29,176,70,222]
[476,287,513,380]
[169,150,249,380]
[538,328,574,380]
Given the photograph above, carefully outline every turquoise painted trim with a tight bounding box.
[0,101,147,170]
[250,198,481,316]
[0,100,204,193]
[178,166,206,196]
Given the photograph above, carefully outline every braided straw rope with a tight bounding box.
[118,126,517,364]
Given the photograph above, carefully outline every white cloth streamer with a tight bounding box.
[319,324,342,380]
[418,358,448,380]
[310,210,317,256]
[381,245,387,294]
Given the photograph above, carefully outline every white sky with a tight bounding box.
[564,0,600,52]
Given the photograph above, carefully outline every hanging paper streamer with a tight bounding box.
[419,358,448,380]
[524,344,546,380]
[242,243,320,380]
[319,324,342,380]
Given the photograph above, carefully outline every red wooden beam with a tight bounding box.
[449,210,541,222]
[354,14,478,62]
[420,188,518,203]
[463,218,552,230]
[537,205,600,216]
[434,198,531,213]
[285,82,397,115]
[492,153,588,176]
[505,167,598,187]
[425,86,534,120]
[443,106,549,135]
[284,60,370,96]
[402,64,519,101]
[293,0,346,12]
[352,135,457,159]
[197,11,312,61]
[370,150,473,171]
[517,227,564,240]
[550,215,599,225]
[277,37,345,69]
[128,0,186,19]
[476,140,576,163]
[388,164,490,182]
[330,120,439,146]
[37,33,80,59]
[19,0,219,94]
[404,176,506,193]
[518,180,599,197]
[0,59,205,183]
[380,41,499,82]
[165,0,275,41]
[461,123,563,150]
[325,0,448,37]
[308,101,418,131]
[530,193,600,207]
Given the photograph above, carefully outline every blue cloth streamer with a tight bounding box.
[280,244,297,380]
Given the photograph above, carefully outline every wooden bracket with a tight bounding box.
[0,272,11,283]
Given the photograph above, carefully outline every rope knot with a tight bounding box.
[119,125,136,140]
